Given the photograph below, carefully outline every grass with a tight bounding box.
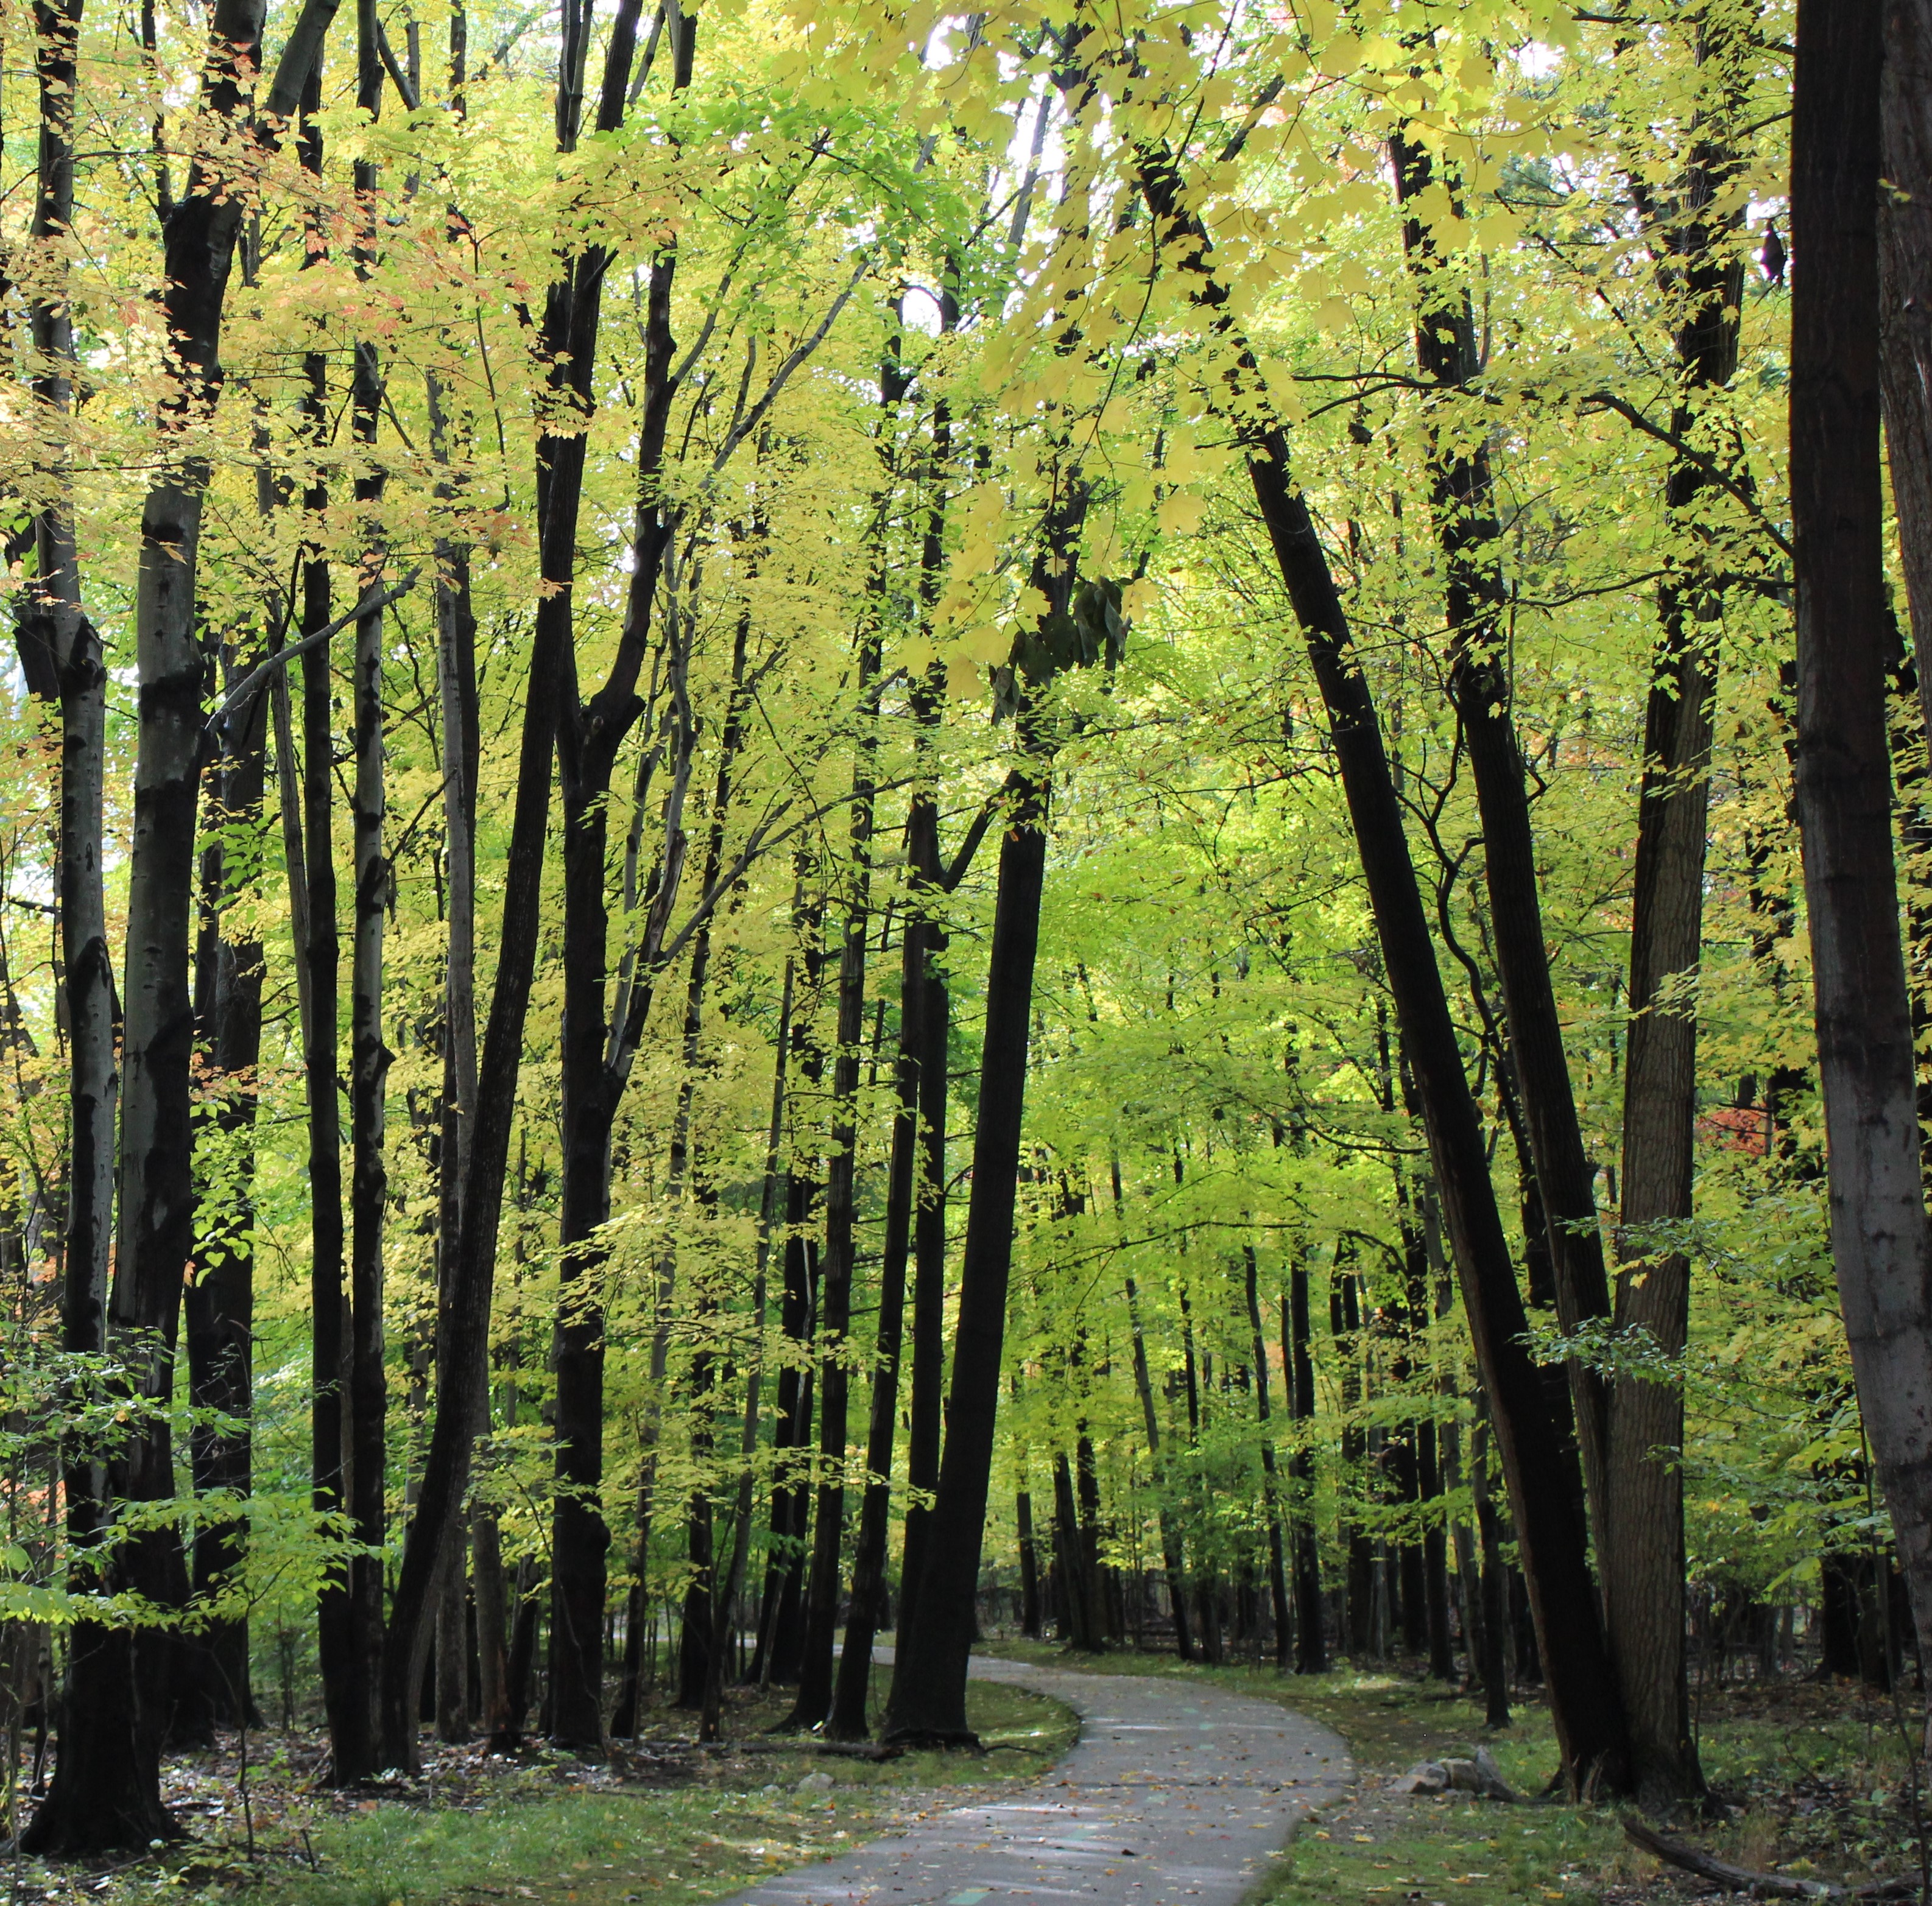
[13,1670,1078,1906]
[269,1675,1078,1906]
[978,1637,1927,1905]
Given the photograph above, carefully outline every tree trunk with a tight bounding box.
[1243,1248,1291,1669]
[1284,1274,1326,1672]
[1016,1488,1042,1638]
[827,885,920,1737]
[897,698,951,1644]
[1883,0,1932,731]
[1790,0,1932,1720]
[182,651,268,1733]
[93,0,316,1813]
[1052,1451,1099,1650]
[378,0,652,1769]
[884,743,1050,1744]
[473,1508,511,1740]
[346,0,392,1747]
[1124,1271,1193,1660]
[789,637,881,1729]
[21,0,146,1844]
[1470,1412,1512,1727]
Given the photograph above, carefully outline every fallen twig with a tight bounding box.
[1621,1815,1919,1900]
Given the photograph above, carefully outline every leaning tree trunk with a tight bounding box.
[1119,127,1633,1796]
[1789,0,1932,1720]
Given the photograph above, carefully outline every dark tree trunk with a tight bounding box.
[23,0,138,1837]
[379,0,653,1770]
[827,884,922,1737]
[896,719,951,1644]
[884,745,1051,1744]
[1243,1248,1291,1669]
[1125,1271,1193,1660]
[346,0,391,1751]
[1883,0,1932,728]
[1331,1265,1374,1659]
[1790,0,1932,1707]
[1016,1489,1043,1639]
[1052,1451,1100,1651]
[26,0,341,1846]
[546,5,690,1753]
[1588,18,1755,1799]
[789,643,881,1729]
[1285,1274,1325,1672]
[1471,1413,1512,1727]
[180,654,269,1734]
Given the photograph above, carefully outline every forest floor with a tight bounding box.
[979,1638,1928,1905]
[2,1669,1076,1906]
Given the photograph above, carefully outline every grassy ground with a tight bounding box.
[979,1638,1927,1905]
[9,1669,1078,1906]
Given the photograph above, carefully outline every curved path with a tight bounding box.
[724,1654,1352,1906]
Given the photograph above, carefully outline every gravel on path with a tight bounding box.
[722,1653,1352,1906]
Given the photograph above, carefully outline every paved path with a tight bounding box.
[724,1654,1352,1906]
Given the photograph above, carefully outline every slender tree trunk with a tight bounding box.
[1016,1488,1043,1639]
[1124,1271,1193,1659]
[182,653,268,1732]
[57,1,346,1836]
[1119,130,1632,1786]
[789,639,882,1729]
[1471,1411,1512,1728]
[897,689,951,1644]
[473,1507,511,1740]
[1883,0,1932,729]
[1243,1248,1291,1669]
[345,0,392,1751]
[1052,1451,1099,1650]
[884,736,1051,1744]
[378,0,651,1768]
[23,0,146,1844]
[1791,0,1932,1717]
[827,892,920,1735]
[1284,1273,1326,1672]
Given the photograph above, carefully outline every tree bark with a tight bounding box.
[378,0,651,1769]
[1119,132,1632,1795]
[181,647,269,1734]
[789,642,881,1729]
[896,681,951,1645]
[545,1,690,1751]
[827,881,921,1736]
[22,0,147,1846]
[884,741,1051,1744]
[35,0,341,1849]
[1883,0,1932,730]
[345,0,391,1760]
[1243,1247,1291,1669]
[1790,0,1932,1723]
[1284,1273,1326,1672]
[1124,1270,1193,1660]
